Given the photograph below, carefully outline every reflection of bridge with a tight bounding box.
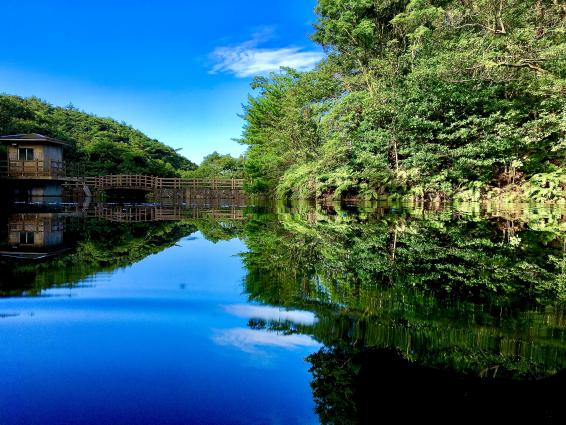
[92,206,245,222]
[0,206,246,260]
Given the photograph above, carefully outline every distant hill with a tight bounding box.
[0,94,197,176]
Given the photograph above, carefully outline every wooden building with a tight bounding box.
[0,133,68,179]
[0,133,71,198]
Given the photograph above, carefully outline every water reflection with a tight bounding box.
[0,203,246,297]
[93,204,245,222]
[224,304,318,325]
[1,212,67,259]
[239,202,566,423]
[213,328,320,354]
[1,201,566,423]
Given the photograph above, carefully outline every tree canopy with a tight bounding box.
[240,0,566,202]
[186,151,245,179]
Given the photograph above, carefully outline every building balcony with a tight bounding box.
[0,160,81,180]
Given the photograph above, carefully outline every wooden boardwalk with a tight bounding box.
[0,162,244,190]
[0,164,245,199]
[83,175,244,191]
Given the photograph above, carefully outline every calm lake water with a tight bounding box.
[1,202,566,424]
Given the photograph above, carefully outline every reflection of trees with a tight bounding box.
[0,214,246,296]
[240,204,566,423]
[196,219,244,243]
[244,204,566,308]
[0,219,197,296]
[253,207,566,305]
[308,345,566,425]
[241,205,566,366]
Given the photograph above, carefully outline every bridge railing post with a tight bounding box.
[80,174,243,196]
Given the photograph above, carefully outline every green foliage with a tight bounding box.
[239,1,566,201]
[524,167,566,202]
[239,65,343,195]
[186,151,245,179]
[0,95,197,176]
[240,203,566,383]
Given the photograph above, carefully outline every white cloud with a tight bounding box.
[209,31,324,78]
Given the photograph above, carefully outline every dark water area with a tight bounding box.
[0,201,565,424]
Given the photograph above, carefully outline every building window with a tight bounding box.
[18,148,34,161]
[19,232,35,245]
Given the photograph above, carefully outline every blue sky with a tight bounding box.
[0,0,323,163]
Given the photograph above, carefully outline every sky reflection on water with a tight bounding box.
[0,232,319,425]
[1,202,566,424]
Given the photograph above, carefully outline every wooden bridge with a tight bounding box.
[0,168,244,191]
[82,175,245,191]
[0,135,244,200]
[0,161,245,199]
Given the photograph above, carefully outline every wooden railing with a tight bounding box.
[0,164,245,191]
[0,160,66,178]
[92,206,244,222]
[156,177,245,190]
[84,175,245,191]
[0,160,84,178]
[84,175,156,190]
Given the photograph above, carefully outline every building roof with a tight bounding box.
[0,133,69,147]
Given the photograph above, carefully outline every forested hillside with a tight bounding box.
[240,0,566,202]
[0,95,197,176]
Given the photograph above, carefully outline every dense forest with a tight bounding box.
[2,1,564,199]
[0,94,250,179]
[0,95,197,176]
[240,0,566,202]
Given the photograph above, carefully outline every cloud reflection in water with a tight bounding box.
[214,304,320,355]
[223,304,318,326]
[213,328,319,354]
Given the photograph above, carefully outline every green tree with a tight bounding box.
[186,152,245,178]
[0,94,197,176]
[239,0,566,202]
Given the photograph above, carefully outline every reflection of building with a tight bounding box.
[0,205,246,261]
[1,213,67,260]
